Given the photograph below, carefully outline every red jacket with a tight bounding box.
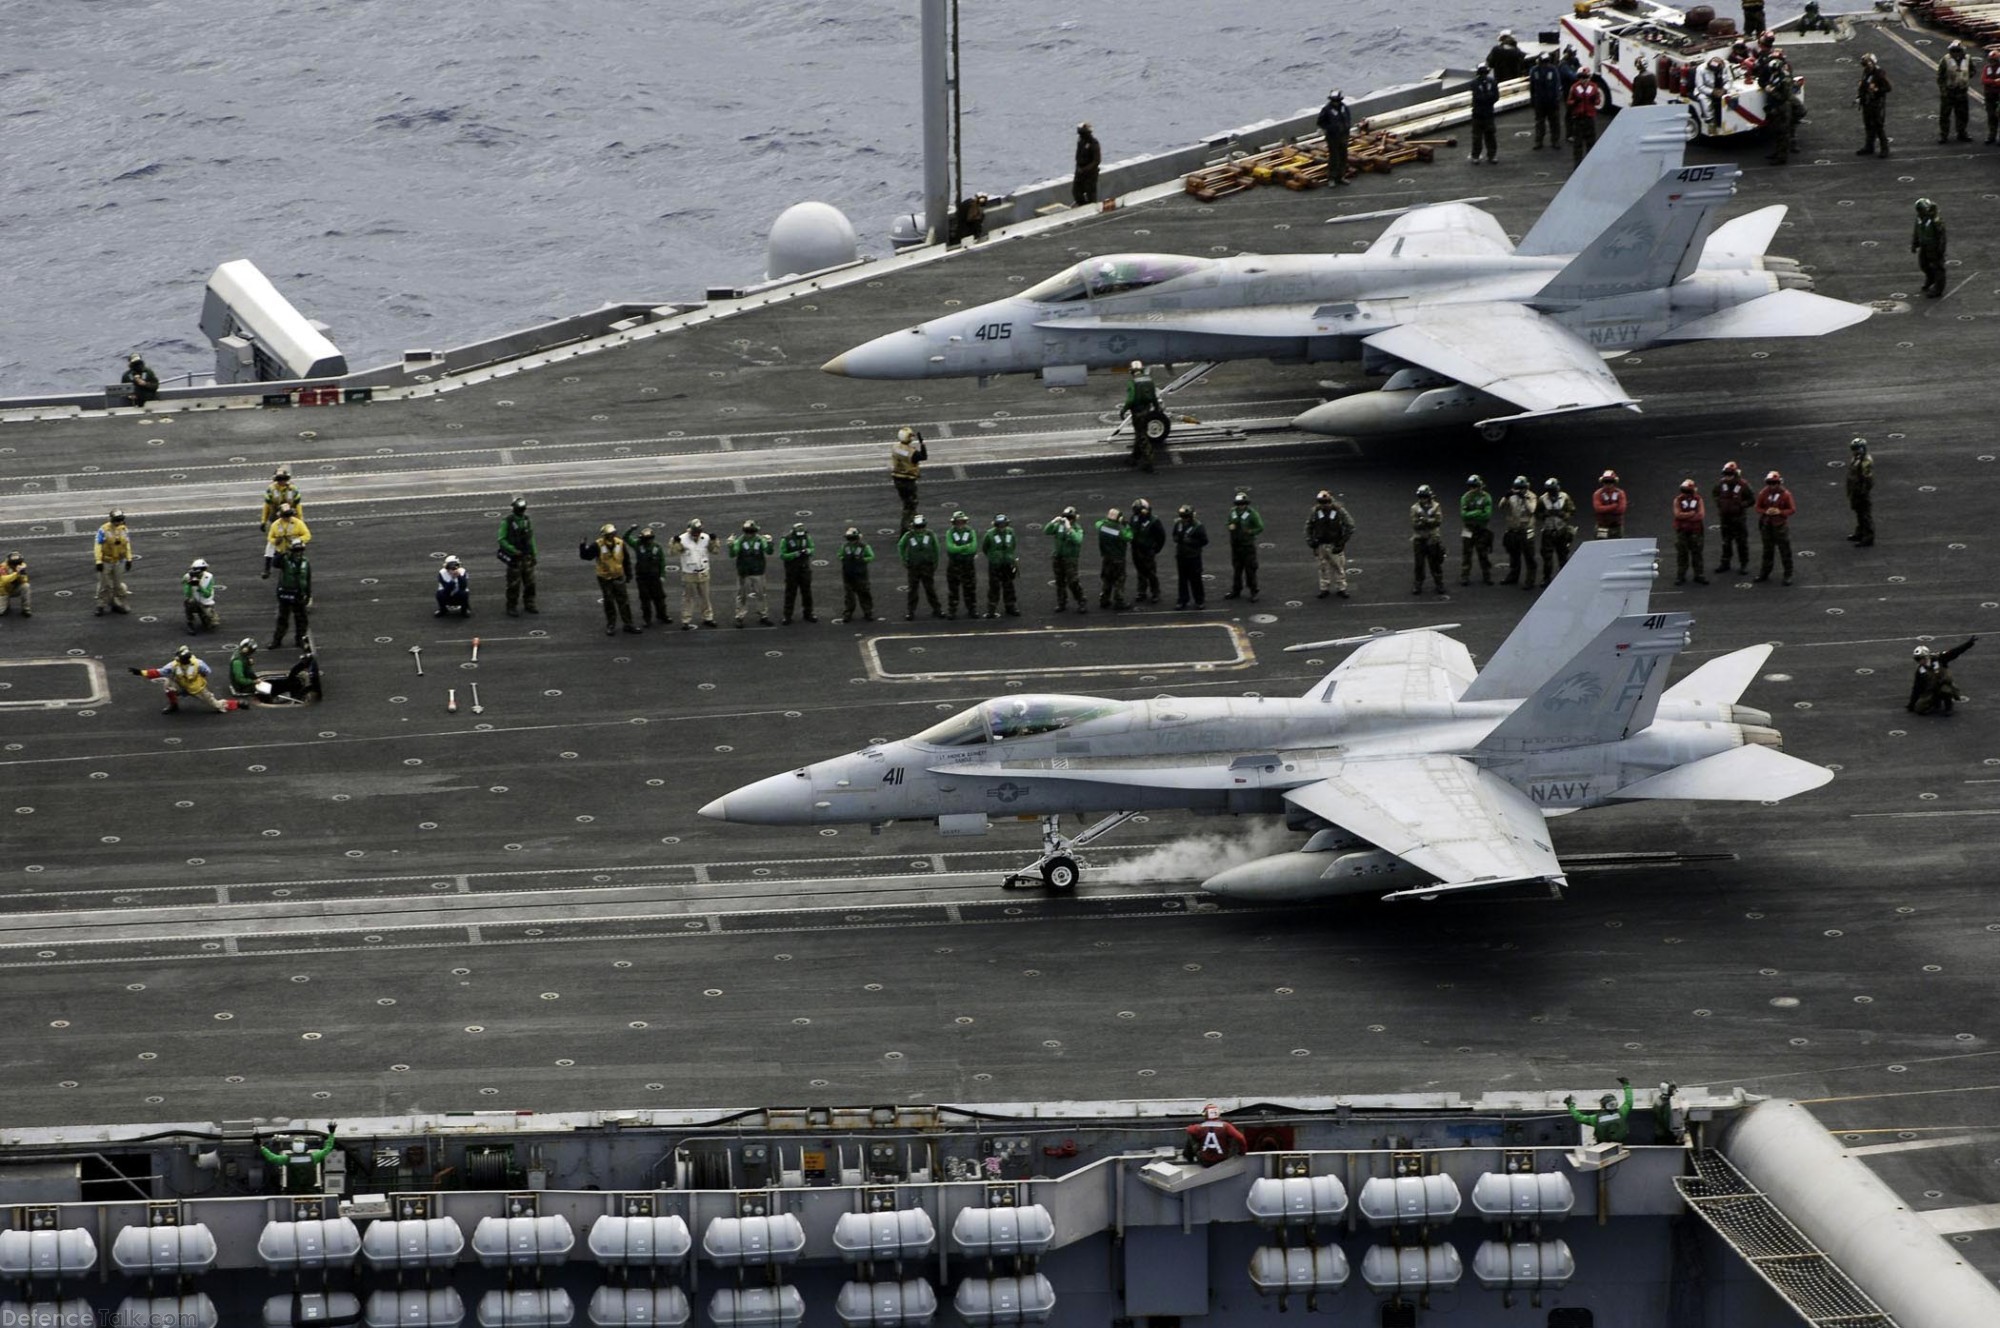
[1983,56,2000,95]
[1672,492,1706,532]
[1756,484,1796,527]
[1186,1118,1248,1164]
[1566,79,1603,118]
[1592,485,1628,523]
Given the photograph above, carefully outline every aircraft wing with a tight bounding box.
[1365,202,1515,259]
[1300,629,1476,705]
[1656,288,1874,341]
[1282,755,1565,898]
[1362,303,1637,417]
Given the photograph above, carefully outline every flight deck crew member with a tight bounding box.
[1631,63,1659,106]
[580,523,639,636]
[674,518,717,628]
[1741,0,1765,36]
[1857,53,1893,157]
[889,427,928,533]
[1939,42,1973,142]
[1913,197,1948,298]
[498,496,539,616]
[435,554,470,617]
[1121,361,1164,471]
[1487,29,1527,81]
[1592,470,1628,540]
[1468,65,1500,163]
[1565,1079,1634,1144]
[94,509,134,615]
[1713,461,1753,574]
[229,639,261,698]
[838,527,876,623]
[120,354,160,406]
[1095,507,1132,610]
[263,503,310,580]
[1536,478,1577,583]
[1762,49,1802,165]
[1044,507,1086,612]
[1127,498,1166,604]
[779,523,816,623]
[1073,122,1101,206]
[1307,489,1355,597]
[1410,485,1445,596]
[1755,470,1797,585]
[1224,493,1263,600]
[1910,638,1976,715]
[260,467,302,531]
[982,514,1021,618]
[0,552,31,618]
[1172,505,1209,609]
[1697,55,1729,134]
[1499,476,1539,587]
[1530,52,1564,149]
[1846,438,1875,547]
[258,1125,339,1193]
[898,514,943,619]
[1316,91,1351,183]
[943,511,980,618]
[1457,476,1491,587]
[1565,73,1603,164]
[728,520,774,627]
[131,644,244,713]
[630,528,669,626]
[1671,481,1709,586]
[1185,1105,1248,1167]
[183,559,219,631]
[272,538,313,647]
[1984,47,2000,142]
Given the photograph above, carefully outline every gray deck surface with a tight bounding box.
[2,20,1996,1283]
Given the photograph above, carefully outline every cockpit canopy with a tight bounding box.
[913,694,1127,747]
[1022,254,1214,304]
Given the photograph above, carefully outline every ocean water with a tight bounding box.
[1,0,1577,394]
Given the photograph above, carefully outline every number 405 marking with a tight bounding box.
[973,323,1012,341]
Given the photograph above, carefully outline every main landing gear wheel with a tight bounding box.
[1139,413,1172,444]
[1478,420,1510,443]
[1000,812,1138,891]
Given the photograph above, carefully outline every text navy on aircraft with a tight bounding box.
[700,539,1834,901]
[822,105,1869,442]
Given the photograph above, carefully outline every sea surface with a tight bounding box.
[4,0,1735,395]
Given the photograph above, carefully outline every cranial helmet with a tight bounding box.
[1133,499,1151,512]
[278,504,295,518]
[175,645,192,661]
[844,527,860,538]
[1722,460,1741,474]
[1415,484,1434,498]
[443,555,460,566]
[1512,475,1529,489]
[1062,506,1078,519]
[274,467,291,481]
[1599,1094,1619,1111]
[1765,471,1783,483]
[1464,475,1481,488]
[1178,505,1193,517]
[1544,477,1562,491]
[238,638,256,653]
[1130,360,1144,371]
[1107,507,1121,520]
[911,514,927,527]
[897,426,915,442]
[110,509,126,523]
[288,537,304,550]
[1233,492,1249,504]
[1680,479,1696,492]
[511,497,527,512]
[1851,437,1867,452]
[1204,1104,1220,1120]
[994,514,1009,525]
[1914,645,1932,659]
[639,528,655,540]
[190,558,208,570]
[792,523,806,533]
[688,517,704,530]
[1599,470,1619,484]
[599,523,616,536]
[951,511,968,522]
[743,520,758,532]
[1318,489,1335,502]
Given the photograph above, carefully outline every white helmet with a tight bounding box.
[189,558,208,570]
[897,426,914,442]
[1130,359,1144,371]
[1913,645,1932,659]
[443,554,460,566]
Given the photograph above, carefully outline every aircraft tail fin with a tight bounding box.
[1514,104,1689,257]
[1474,611,1692,753]
[1532,165,1740,307]
[1460,538,1658,702]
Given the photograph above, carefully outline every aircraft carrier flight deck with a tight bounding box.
[0,14,1997,1319]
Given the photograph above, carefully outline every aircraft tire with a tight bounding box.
[1478,420,1510,443]
[1042,854,1080,891]
[1140,414,1171,444]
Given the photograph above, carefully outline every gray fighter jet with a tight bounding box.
[823,105,1870,441]
[700,539,1832,901]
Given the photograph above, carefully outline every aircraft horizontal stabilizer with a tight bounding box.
[1609,743,1834,802]
[1662,644,1773,705]
[1698,204,1787,266]
[1658,288,1873,341]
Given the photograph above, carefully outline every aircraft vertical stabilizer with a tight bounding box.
[1533,166,1739,306]
[1514,104,1688,257]
[1473,611,1692,752]
[1460,539,1658,702]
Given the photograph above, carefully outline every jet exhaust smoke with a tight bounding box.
[1097,819,1297,885]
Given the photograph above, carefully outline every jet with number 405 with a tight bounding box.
[700,540,1833,902]
[821,105,1870,441]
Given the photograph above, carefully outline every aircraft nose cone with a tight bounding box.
[700,771,815,825]
[821,328,931,380]
[697,796,727,821]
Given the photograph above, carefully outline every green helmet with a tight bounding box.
[1916,197,1938,217]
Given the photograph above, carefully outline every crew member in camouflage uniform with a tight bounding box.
[1457,476,1492,586]
[1499,475,1539,587]
[779,523,816,624]
[1410,485,1445,595]
[943,511,980,619]
[898,514,943,620]
[1307,489,1355,598]
[1043,507,1086,612]
[1713,461,1752,574]
[982,514,1020,618]
[498,497,539,616]
[1224,493,1263,601]
[728,520,775,626]
[1536,478,1577,584]
[838,528,875,623]
[1846,437,1875,546]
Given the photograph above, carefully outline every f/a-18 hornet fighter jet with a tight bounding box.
[701,540,1832,901]
[823,105,1869,442]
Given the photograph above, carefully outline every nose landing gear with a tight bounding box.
[1002,811,1140,891]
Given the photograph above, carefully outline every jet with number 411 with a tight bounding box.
[700,540,1833,902]
[821,105,1870,441]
